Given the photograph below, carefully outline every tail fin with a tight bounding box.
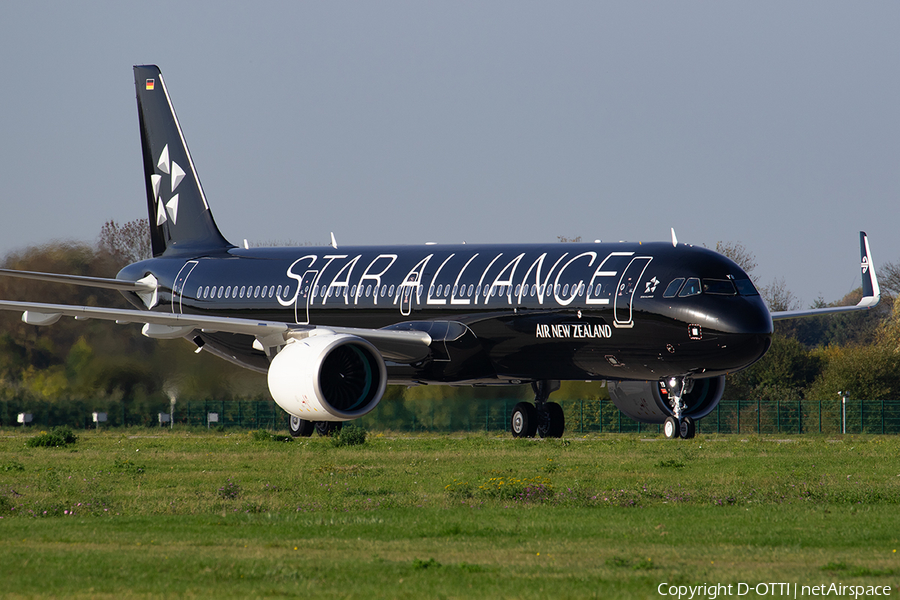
[134,65,233,257]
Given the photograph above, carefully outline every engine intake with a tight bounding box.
[267,334,387,421]
[608,376,725,424]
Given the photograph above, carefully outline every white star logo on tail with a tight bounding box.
[153,144,184,225]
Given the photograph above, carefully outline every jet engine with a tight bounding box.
[267,334,387,422]
[608,376,725,424]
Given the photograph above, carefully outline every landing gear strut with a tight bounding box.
[510,380,565,438]
[663,376,696,439]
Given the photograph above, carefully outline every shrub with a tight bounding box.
[250,429,293,443]
[331,424,366,447]
[412,558,441,570]
[217,479,241,500]
[26,427,78,448]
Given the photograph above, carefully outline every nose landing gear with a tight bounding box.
[663,376,696,440]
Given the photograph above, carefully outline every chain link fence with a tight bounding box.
[4,396,900,435]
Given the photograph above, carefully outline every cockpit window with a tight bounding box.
[663,278,684,298]
[702,279,737,295]
[678,277,701,297]
[734,278,760,296]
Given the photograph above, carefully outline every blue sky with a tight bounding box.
[1,2,898,305]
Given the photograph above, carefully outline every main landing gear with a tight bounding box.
[288,415,343,438]
[662,376,696,440]
[510,380,565,439]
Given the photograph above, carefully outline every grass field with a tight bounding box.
[1,428,899,598]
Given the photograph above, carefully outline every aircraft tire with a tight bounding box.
[511,402,538,438]
[315,421,344,437]
[679,416,696,439]
[664,417,678,439]
[289,415,315,438]
[537,402,565,438]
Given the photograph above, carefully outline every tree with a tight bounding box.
[806,343,900,408]
[879,259,900,296]
[713,241,758,278]
[724,333,821,403]
[98,218,152,268]
[761,277,800,312]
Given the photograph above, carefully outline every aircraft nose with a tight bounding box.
[719,295,774,336]
[711,296,773,368]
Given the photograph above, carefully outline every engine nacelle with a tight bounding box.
[608,376,726,424]
[267,334,387,422]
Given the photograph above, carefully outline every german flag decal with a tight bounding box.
[145,79,155,91]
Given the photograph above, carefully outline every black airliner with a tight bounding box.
[0,65,881,440]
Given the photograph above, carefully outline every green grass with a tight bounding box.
[1,429,899,598]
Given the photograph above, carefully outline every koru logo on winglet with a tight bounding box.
[150,144,185,226]
[862,256,869,274]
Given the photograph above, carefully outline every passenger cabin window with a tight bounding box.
[702,279,737,295]
[663,278,684,298]
[678,278,702,297]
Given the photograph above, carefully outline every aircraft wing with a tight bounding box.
[770,232,879,321]
[0,268,157,293]
[0,299,433,364]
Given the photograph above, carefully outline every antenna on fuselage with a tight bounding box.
[671,228,678,247]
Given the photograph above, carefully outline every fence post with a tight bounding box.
[818,400,821,433]
[798,399,802,435]
[737,399,740,434]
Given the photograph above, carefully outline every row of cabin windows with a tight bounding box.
[662,277,759,299]
[197,278,758,303]
[196,281,608,302]
[198,284,291,300]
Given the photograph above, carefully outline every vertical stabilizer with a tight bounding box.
[134,65,233,257]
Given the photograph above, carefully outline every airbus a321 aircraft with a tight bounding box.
[0,65,881,440]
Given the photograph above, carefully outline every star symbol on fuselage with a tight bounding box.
[150,144,185,226]
[645,277,660,294]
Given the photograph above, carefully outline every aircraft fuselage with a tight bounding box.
[118,240,773,385]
